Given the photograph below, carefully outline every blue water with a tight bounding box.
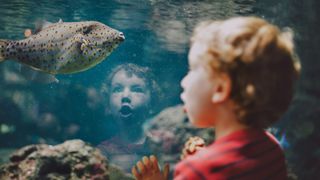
[0,0,319,178]
[0,0,255,144]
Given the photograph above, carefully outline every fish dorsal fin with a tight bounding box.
[34,20,54,33]
[34,19,64,33]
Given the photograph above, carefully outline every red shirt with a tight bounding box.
[174,129,287,180]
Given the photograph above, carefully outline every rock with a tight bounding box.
[108,165,135,180]
[0,139,109,180]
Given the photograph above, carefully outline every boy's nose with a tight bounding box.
[122,88,130,97]
[121,96,131,104]
[121,88,131,102]
[181,75,187,88]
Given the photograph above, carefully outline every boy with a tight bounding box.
[98,63,161,173]
[132,16,299,179]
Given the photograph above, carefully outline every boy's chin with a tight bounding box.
[189,119,210,128]
[121,115,147,127]
[119,113,136,122]
[119,113,133,119]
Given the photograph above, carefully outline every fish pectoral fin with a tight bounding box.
[73,34,94,55]
[80,38,90,51]
[79,38,95,54]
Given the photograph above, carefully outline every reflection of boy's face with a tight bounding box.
[109,70,151,125]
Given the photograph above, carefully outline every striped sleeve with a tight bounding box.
[174,129,287,180]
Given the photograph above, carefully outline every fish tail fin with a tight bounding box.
[0,39,9,62]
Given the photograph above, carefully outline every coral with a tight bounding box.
[0,140,109,180]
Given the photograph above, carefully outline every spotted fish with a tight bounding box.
[0,19,125,74]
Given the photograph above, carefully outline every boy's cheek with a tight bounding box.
[109,98,121,108]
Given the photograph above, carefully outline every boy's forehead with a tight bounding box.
[188,42,208,67]
[113,69,138,79]
[111,70,146,86]
[188,42,220,77]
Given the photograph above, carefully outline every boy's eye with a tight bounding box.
[131,86,144,93]
[112,86,123,93]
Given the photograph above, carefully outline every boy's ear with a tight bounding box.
[211,73,232,103]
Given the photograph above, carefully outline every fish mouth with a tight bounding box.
[118,32,125,42]
[100,32,124,47]
[119,104,133,118]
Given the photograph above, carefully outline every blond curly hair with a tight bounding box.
[191,17,300,128]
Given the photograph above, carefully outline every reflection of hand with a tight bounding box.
[132,155,169,180]
[181,136,205,160]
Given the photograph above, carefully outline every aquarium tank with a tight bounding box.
[0,0,319,179]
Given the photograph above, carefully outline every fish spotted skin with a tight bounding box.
[0,20,125,74]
